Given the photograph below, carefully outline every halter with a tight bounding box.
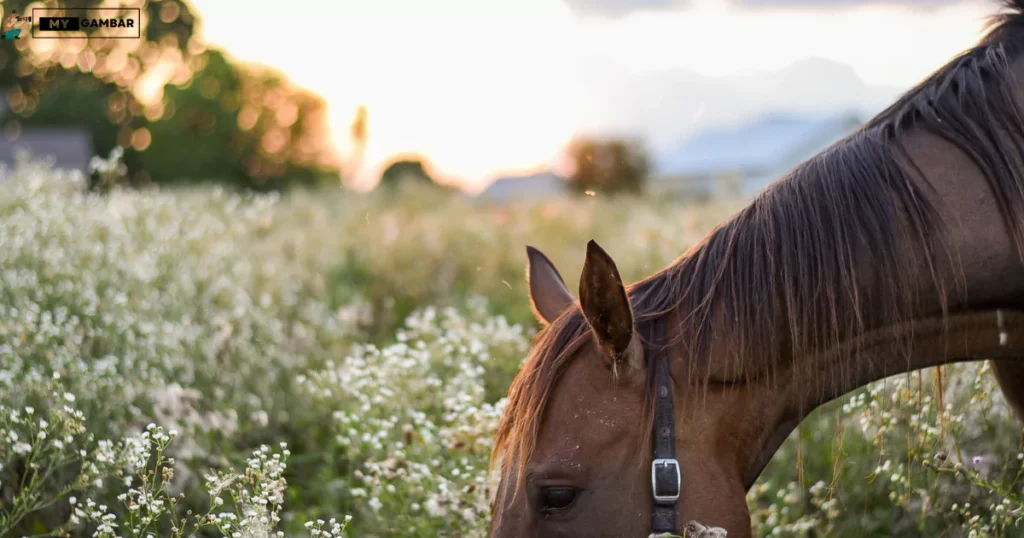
[650,351,682,536]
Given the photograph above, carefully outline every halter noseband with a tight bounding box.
[650,351,682,536]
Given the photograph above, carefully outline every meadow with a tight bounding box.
[2,150,1024,537]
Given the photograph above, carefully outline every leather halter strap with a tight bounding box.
[651,351,681,534]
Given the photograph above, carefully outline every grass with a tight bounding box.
[1,152,1024,537]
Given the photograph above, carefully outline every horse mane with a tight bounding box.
[491,0,1024,484]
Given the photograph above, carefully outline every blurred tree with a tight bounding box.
[379,158,435,188]
[566,137,650,195]
[0,0,341,191]
[8,65,148,181]
[376,157,460,196]
[141,49,340,191]
[351,105,367,143]
[345,105,367,184]
[0,0,197,184]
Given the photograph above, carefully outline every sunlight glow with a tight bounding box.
[193,0,994,191]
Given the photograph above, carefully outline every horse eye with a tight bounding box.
[540,486,578,512]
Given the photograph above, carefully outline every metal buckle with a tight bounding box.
[651,458,681,504]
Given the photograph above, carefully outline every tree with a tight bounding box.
[140,49,340,191]
[0,0,341,191]
[376,157,460,195]
[9,66,148,184]
[566,137,650,195]
[345,105,368,183]
[0,0,199,179]
[379,158,435,188]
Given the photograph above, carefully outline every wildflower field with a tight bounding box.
[3,154,1024,537]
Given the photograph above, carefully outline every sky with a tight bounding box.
[193,0,996,192]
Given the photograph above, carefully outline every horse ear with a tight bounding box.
[526,246,576,325]
[579,240,641,373]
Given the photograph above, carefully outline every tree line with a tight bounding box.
[1,0,339,192]
[1,0,651,195]
[381,136,652,196]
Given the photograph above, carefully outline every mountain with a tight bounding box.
[576,56,902,153]
[657,111,864,177]
[652,110,866,199]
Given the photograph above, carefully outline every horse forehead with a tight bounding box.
[533,353,645,456]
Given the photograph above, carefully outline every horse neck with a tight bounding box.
[781,53,1024,414]
[734,72,1024,481]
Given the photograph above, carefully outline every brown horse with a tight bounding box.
[488,1,1024,536]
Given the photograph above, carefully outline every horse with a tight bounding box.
[487,1,1024,536]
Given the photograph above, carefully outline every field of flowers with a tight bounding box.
[3,151,1024,537]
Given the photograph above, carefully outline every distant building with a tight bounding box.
[654,112,864,199]
[0,88,95,174]
[477,171,567,202]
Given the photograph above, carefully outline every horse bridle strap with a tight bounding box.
[651,352,681,534]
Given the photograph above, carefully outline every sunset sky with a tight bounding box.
[193,0,995,192]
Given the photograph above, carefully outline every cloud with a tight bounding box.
[732,0,969,8]
[563,0,970,18]
[569,57,902,159]
[559,0,688,18]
